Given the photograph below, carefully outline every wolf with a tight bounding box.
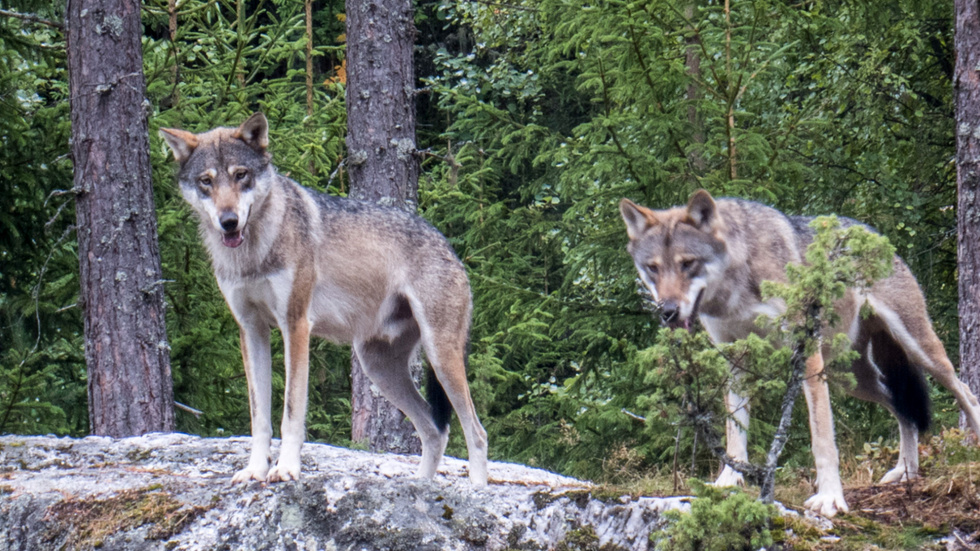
[160,113,488,486]
[620,190,980,517]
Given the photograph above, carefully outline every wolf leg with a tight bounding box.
[355,326,450,480]
[915,331,980,439]
[715,388,749,487]
[879,415,919,484]
[232,323,274,483]
[870,296,980,444]
[801,351,848,517]
[267,315,310,482]
[425,342,489,487]
[409,289,488,486]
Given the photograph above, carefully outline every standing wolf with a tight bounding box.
[161,113,488,486]
[620,190,980,517]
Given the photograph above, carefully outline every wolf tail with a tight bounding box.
[865,313,931,433]
[426,367,452,433]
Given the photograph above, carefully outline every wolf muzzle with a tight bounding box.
[219,211,244,248]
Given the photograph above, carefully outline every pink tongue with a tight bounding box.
[222,231,243,248]
[683,318,691,330]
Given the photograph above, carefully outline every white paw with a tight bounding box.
[267,461,301,482]
[712,466,745,487]
[879,466,919,485]
[804,491,849,518]
[231,465,268,484]
[469,469,488,488]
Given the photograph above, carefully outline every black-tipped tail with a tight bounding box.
[426,367,452,433]
[867,315,931,433]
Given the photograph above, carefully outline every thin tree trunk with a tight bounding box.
[956,0,980,429]
[345,0,421,454]
[305,0,314,117]
[67,0,175,436]
[168,0,179,107]
[684,1,705,180]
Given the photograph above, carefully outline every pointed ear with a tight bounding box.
[233,112,269,152]
[619,198,659,240]
[686,189,718,230]
[159,127,199,164]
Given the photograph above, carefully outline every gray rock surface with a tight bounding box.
[0,434,690,550]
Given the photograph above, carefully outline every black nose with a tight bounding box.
[660,300,679,325]
[219,211,239,232]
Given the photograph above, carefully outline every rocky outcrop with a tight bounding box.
[0,434,690,550]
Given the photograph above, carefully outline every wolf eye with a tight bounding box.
[680,259,698,272]
[646,264,659,277]
[234,169,248,181]
[197,176,213,188]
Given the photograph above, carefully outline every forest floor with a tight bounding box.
[605,428,980,550]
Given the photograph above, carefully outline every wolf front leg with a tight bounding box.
[231,323,274,483]
[801,351,848,517]
[714,388,750,487]
[268,306,311,483]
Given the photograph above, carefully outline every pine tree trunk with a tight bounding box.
[345,0,422,454]
[957,0,980,429]
[67,0,175,436]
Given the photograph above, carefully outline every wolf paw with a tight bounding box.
[267,461,301,482]
[712,466,745,487]
[231,466,268,484]
[879,466,919,485]
[804,491,849,518]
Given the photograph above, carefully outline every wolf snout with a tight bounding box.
[660,300,680,325]
[220,211,240,232]
[659,299,693,330]
[218,211,244,248]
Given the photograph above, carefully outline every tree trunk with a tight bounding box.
[345,0,421,454]
[957,0,980,429]
[67,0,175,436]
[684,1,705,181]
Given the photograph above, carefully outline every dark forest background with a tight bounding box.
[0,0,962,486]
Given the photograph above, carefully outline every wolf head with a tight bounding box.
[619,190,728,330]
[160,113,275,249]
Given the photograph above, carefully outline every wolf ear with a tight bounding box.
[686,189,718,230]
[234,112,269,152]
[159,128,199,164]
[619,198,659,240]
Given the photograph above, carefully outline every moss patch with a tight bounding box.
[43,485,210,548]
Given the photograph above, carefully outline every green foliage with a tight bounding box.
[0,0,966,511]
[653,480,775,551]
[0,0,80,436]
[422,0,957,480]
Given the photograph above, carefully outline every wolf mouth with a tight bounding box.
[665,288,704,331]
[222,230,244,248]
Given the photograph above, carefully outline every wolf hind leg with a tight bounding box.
[871,297,980,439]
[354,324,450,480]
[879,415,920,484]
[422,336,489,487]
[405,280,489,487]
[915,333,980,438]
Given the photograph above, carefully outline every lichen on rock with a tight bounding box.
[0,434,690,550]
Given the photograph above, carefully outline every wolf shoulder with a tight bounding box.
[281,175,465,268]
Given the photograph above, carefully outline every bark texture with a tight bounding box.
[957,0,980,424]
[345,0,422,453]
[67,0,175,436]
